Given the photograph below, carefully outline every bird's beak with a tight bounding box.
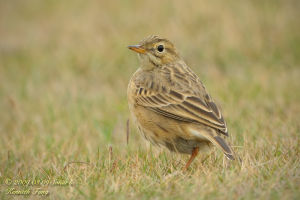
[128,45,146,54]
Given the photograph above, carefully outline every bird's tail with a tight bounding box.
[212,135,235,160]
[189,128,235,160]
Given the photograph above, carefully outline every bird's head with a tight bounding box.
[128,35,180,70]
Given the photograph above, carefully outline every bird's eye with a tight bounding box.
[157,45,164,52]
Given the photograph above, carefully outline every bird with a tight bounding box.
[127,35,235,169]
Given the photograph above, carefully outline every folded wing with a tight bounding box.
[134,86,228,136]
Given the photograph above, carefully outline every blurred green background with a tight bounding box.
[0,0,299,199]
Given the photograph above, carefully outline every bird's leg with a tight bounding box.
[184,147,199,170]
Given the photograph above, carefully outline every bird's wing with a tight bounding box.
[134,85,228,136]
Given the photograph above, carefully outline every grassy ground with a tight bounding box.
[0,0,299,199]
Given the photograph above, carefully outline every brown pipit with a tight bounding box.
[127,36,235,169]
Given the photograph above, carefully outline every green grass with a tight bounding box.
[0,0,299,199]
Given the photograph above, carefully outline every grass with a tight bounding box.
[0,0,299,199]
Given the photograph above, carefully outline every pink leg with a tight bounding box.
[184,147,199,170]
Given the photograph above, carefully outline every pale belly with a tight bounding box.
[128,103,211,154]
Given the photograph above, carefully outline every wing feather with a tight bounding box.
[135,87,228,135]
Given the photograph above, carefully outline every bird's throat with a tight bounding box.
[139,55,158,70]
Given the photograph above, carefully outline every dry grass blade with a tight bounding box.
[126,119,130,145]
[63,161,91,171]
